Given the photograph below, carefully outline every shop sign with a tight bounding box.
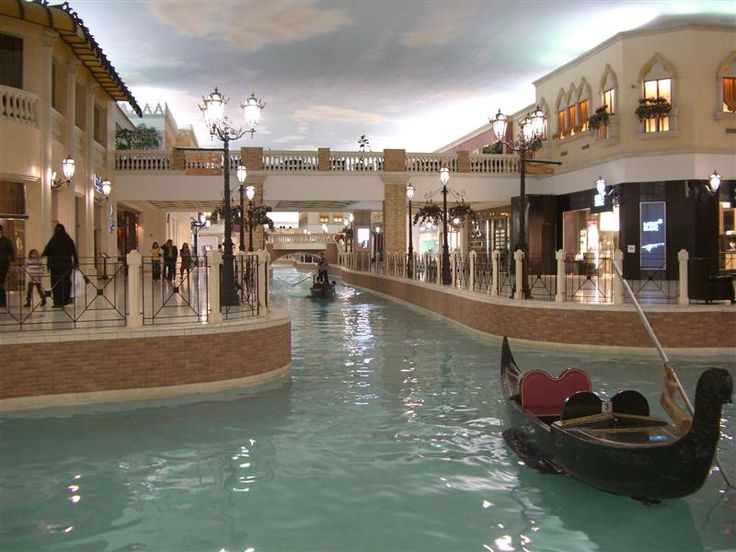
[640,201,666,270]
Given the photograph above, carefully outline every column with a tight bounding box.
[207,249,223,324]
[613,249,624,305]
[491,249,500,296]
[678,249,689,305]
[57,60,80,232]
[79,82,99,261]
[514,249,525,300]
[381,174,410,255]
[257,250,269,314]
[555,249,566,302]
[38,30,56,247]
[126,250,142,328]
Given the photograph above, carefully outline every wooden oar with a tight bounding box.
[612,261,735,489]
[290,273,314,287]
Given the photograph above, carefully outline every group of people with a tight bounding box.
[150,239,192,282]
[0,223,79,309]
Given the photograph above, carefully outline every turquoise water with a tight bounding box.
[1,266,735,551]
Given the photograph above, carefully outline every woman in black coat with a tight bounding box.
[42,224,79,307]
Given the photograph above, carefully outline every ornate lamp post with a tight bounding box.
[191,212,210,259]
[373,226,381,262]
[490,105,560,298]
[406,182,415,278]
[439,168,452,285]
[199,87,264,305]
[236,162,247,251]
[246,184,256,252]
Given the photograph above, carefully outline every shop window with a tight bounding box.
[319,213,329,223]
[75,82,85,129]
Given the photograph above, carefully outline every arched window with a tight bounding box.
[565,84,576,136]
[576,79,592,132]
[599,65,617,114]
[718,51,736,113]
[639,54,675,133]
[554,89,567,138]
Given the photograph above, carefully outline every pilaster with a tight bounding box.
[241,147,263,170]
[381,174,411,254]
[80,82,99,260]
[57,60,80,237]
[36,30,57,250]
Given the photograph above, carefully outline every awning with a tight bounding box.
[1,0,142,116]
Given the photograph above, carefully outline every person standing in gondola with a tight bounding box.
[317,252,329,287]
[42,223,78,308]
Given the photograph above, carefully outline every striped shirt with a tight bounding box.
[26,258,45,284]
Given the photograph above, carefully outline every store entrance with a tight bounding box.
[562,205,619,274]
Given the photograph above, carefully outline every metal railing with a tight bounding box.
[142,256,209,325]
[338,249,693,306]
[0,256,127,332]
[222,254,263,320]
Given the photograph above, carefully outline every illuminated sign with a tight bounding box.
[640,202,666,270]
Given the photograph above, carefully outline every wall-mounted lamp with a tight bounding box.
[94,178,112,204]
[50,155,75,189]
[707,170,721,194]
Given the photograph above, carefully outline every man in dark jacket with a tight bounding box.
[162,239,178,282]
[42,223,79,307]
[0,224,15,307]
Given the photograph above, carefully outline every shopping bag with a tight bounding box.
[72,269,86,299]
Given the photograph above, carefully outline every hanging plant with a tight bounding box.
[587,106,610,130]
[247,204,275,231]
[635,97,671,121]
[413,202,443,226]
[449,202,477,228]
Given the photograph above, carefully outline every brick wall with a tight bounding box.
[338,269,736,349]
[0,319,291,401]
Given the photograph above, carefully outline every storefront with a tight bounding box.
[562,203,620,272]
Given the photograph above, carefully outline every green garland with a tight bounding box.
[587,106,610,130]
[635,97,671,121]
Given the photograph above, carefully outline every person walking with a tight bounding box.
[151,241,161,281]
[0,224,15,307]
[162,239,178,282]
[179,243,192,280]
[42,223,79,308]
[24,249,46,307]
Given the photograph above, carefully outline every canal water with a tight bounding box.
[1,266,734,551]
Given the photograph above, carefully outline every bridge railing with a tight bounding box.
[114,149,521,175]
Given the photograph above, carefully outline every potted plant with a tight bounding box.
[587,106,609,130]
[635,97,671,121]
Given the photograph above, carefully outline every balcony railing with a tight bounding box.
[1,85,38,127]
[114,149,521,176]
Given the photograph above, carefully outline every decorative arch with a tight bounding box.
[554,89,568,136]
[639,53,676,83]
[599,64,618,113]
[538,98,551,138]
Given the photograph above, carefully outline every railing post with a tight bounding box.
[436,255,441,284]
[514,249,525,300]
[678,249,689,305]
[207,249,223,324]
[555,249,566,303]
[469,250,476,291]
[451,250,457,287]
[126,249,142,328]
[491,249,500,296]
[613,249,624,305]
[258,250,269,314]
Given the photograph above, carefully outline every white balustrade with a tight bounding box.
[469,154,518,174]
[115,150,173,171]
[330,152,384,172]
[1,85,38,126]
[263,151,318,172]
[406,152,457,172]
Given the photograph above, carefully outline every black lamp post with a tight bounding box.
[236,162,247,251]
[373,226,381,262]
[439,168,451,285]
[490,106,560,298]
[199,88,264,306]
[246,184,256,252]
[406,182,415,279]
[191,212,210,260]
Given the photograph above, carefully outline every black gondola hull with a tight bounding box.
[500,337,732,500]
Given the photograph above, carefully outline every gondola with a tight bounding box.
[309,277,336,299]
[500,336,732,501]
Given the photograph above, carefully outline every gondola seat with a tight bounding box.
[520,369,592,417]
